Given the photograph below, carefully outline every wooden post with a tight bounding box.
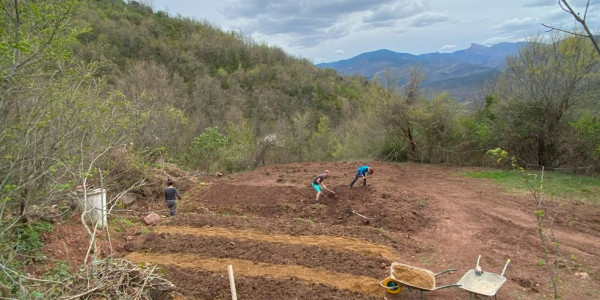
[228,265,237,300]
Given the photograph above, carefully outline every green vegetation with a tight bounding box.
[15,222,54,255]
[412,196,428,207]
[463,170,600,205]
[111,217,138,233]
[0,0,598,298]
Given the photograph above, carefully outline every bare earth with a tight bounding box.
[42,161,600,299]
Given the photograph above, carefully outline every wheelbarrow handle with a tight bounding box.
[501,259,511,277]
[434,268,457,276]
[434,283,462,290]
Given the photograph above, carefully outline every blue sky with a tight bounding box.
[148,0,598,63]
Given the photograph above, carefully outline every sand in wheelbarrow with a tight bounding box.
[392,265,434,290]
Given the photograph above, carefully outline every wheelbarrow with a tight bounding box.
[380,262,460,299]
[457,255,511,300]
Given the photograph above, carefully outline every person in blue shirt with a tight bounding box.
[348,165,374,188]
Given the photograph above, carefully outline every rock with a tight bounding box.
[143,212,161,225]
[575,272,590,280]
[140,185,157,198]
[26,205,59,223]
[120,193,137,205]
[216,172,223,177]
[380,262,387,269]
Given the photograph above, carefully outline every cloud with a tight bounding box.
[481,36,524,46]
[222,0,394,19]
[335,49,345,56]
[363,1,426,24]
[524,0,596,8]
[494,17,541,33]
[438,44,457,52]
[219,0,439,48]
[409,12,449,27]
[522,0,554,8]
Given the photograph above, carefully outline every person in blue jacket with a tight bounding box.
[348,165,374,188]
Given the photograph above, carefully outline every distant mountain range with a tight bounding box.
[316,42,528,102]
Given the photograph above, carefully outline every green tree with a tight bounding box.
[495,35,600,168]
[186,127,229,171]
[413,93,461,163]
[287,111,312,161]
[309,115,341,160]
[568,111,600,171]
[1,0,84,225]
[224,119,255,171]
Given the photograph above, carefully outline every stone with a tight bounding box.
[575,272,590,280]
[120,193,137,205]
[143,212,161,225]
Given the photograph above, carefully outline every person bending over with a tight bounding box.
[312,170,332,204]
[348,166,374,188]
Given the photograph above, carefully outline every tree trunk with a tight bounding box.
[537,137,546,167]
[406,127,417,153]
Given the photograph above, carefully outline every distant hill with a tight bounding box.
[316,42,528,102]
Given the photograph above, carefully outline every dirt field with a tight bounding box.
[44,161,600,299]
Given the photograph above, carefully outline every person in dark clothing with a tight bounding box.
[312,170,333,204]
[348,165,374,188]
[164,180,182,216]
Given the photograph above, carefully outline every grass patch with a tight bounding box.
[293,217,316,226]
[462,170,600,205]
[110,217,138,233]
[412,196,428,207]
[418,255,437,265]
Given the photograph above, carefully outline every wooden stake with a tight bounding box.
[228,265,238,300]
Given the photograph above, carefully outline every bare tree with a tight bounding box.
[374,67,423,156]
[542,0,600,56]
[401,66,424,153]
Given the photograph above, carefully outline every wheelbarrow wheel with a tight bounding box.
[382,277,402,295]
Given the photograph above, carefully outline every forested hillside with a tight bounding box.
[1,0,600,297]
[1,0,599,207]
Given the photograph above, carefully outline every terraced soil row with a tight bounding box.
[124,222,401,299]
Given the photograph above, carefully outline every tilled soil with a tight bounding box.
[43,161,600,299]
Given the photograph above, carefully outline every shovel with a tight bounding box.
[349,209,372,224]
[324,188,336,199]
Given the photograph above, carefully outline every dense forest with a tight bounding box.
[0,0,599,298]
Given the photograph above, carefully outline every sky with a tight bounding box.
[148,0,599,63]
